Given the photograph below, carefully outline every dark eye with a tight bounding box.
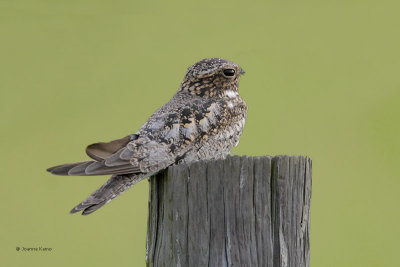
[223,69,235,77]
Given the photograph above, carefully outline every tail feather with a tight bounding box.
[47,161,94,176]
[47,160,140,176]
[68,161,94,175]
[47,161,95,176]
[70,173,148,215]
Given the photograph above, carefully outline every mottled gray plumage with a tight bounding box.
[47,58,247,215]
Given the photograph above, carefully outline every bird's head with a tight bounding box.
[180,58,245,97]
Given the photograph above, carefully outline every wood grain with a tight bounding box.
[146,155,312,267]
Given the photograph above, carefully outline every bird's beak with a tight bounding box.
[240,68,245,75]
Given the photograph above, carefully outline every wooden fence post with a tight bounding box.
[146,155,312,267]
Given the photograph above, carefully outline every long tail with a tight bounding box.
[46,160,140,176]
[70,173,148,215]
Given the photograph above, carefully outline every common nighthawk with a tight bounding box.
[47,58,247,215]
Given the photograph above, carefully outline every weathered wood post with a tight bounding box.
[146,155,312,267]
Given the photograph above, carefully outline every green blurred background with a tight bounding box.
[1,0,399,266]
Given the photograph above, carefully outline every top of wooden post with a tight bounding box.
[146,155,312,267]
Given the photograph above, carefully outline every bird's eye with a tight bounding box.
[223,69,235,77]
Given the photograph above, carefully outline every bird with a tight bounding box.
[47,58,247,215]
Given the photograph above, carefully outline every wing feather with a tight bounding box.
[86,134,138,161]
[47,98,218,177]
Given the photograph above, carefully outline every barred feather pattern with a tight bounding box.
[47,58,247,215]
